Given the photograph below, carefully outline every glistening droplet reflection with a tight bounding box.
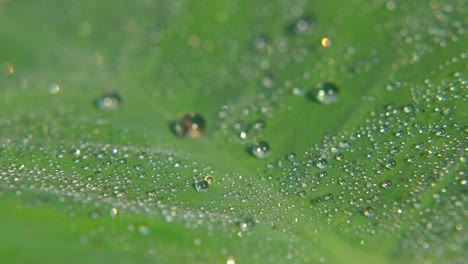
[194,179,209,192]
[309,82,339,104]
[96,92,122,111]
[173,113,206,138]
[250,141,271,158]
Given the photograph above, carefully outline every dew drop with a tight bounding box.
[239,131,248,140]
[251,119,266,131]
[226,256,236,264]
[173,113,206,139]
[138,224,150,235]
[380,180,392,189]
[48,83,60,94]
[110,208,119,217]
[250,141,271,158]
[137,152,147,160]
[386,159,397,169]
[335,153,344,161]
[238,217,255,231]
[288,16,314,35]
[310,82,339,105]
[287,153,297,162]
[194,179,209,192]
[361,206,375,217]
[316,158,328,169]
[204,175,215,184]
[402,104,415,114]
[96,92,122,111]
[318,171,328,178]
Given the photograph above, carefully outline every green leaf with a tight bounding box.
[1,0,466,263]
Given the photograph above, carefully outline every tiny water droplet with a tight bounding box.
[48,83,60,94]
[316,158,328,169]
[288,16,314,35]
[226,256,236,264]
[310,82,339,105]
[287,153,297,162]
[110,208,118,217]
[250,141,271,158]
[96,92,122,111]
[318,171,328,178]
[138,224,150,235]
[194,179,209,192]
[238,217,255,231]
[335,153,344,161]
[251,119,266,131]
[204,175,215,184]
[380,180,392,189]
[174,113,206,138]
[339,141,350,149]
[239,131,248,140]
[361,206,375,217]
[137,152,147,160]
[402,104,415,114]
[386,159,397,169]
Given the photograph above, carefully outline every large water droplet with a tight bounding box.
[194,179,209,192]
[310,83,339,105]
[96,92,122,111]
[173,113,206,138]
[250,141,272,158]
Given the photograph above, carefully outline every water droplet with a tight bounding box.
[335,153,344,161]
[318,171,328,178]
[4,63,14,75]
[232,120,244,131]
[309,82,339,105]
[194,179,209,192]
[138,224,150,235]
[239,131,248,140]
[323,193,334,201]
[361,206,375,217]
[380,180,392,189]
[321,37,332,48]
[96,92,122,111]
[260,75,274,88]
[402,104,415,114]
[316,158,328,169]
[250,141,271,158]
[110,208,118,217]
[339,141,350,149]
[226,256,236,264]
[288,16,314,35]
[48,83,60,94]
[137,152,147,160]
[395,130,404,138]
[253,35,271,53]
[173,113,206,138]
[386,159,397,169]
[238,217,255,231]
[204,175,215,184]
[287,153,297,162]
[251,119,266,131]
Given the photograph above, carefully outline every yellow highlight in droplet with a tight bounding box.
[204,175,215,184]
[321,37,331,48]
[5,63,14,75]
